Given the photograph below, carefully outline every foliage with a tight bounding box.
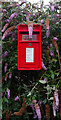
[1,1,61,120]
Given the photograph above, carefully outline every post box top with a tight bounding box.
[18,24,41,32]
[18,24,41,27]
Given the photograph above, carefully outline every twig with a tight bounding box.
[53,69,60,73]
[40,71,47,80]
[48,77,61,83]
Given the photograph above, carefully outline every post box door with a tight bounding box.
[19,42,41,70]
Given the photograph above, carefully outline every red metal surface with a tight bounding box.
[18,24,41,70]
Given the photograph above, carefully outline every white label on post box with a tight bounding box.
[26,48,34,62]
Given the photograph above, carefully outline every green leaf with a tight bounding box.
[55,72,60,76]
[0,104,2,110]
[23,84,28,90]
[27,92,31,97]
[3,97,8,103]
[0,99,2,110]
[50,70,53,74]
[51,74,54,79]
[32,96,35,100]
[49,97,54,100]
[43,99,47,104]
[52,58,57,62]
[0,110,2,118]
[18,86,21,91]
[39,80,47,84]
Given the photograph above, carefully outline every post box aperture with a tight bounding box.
[18,24,41,70]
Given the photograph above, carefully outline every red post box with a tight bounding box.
[18,24,41,70]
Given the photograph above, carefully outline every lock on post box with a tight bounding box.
[18,23,41,70]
